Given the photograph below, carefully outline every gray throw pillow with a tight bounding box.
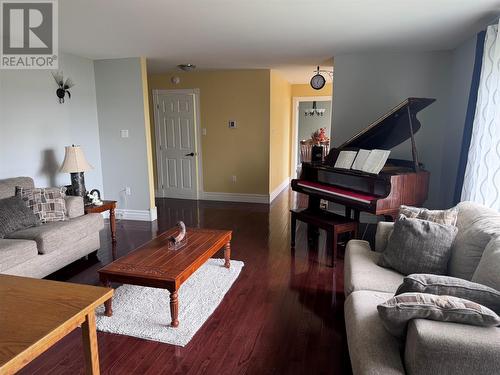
[0,196,39,238]
[378,292,500,337]
[400,205,458,226]
[377,215,457,275]
[396,274,500,314]
[472,237,500,292]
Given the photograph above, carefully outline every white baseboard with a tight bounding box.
[269,178,290,203]
[201,191,268,204]
[111,207,158,221]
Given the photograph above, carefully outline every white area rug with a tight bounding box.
[95,258,244,347]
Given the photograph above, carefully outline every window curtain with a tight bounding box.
[461,21,500,210]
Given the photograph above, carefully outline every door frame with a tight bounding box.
[152,88,204,199]
[291,96,332,178]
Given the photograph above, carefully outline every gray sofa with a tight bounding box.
[344,201,500,375]
[0,177,104,278]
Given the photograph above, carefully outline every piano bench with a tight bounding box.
[290,208,358,267]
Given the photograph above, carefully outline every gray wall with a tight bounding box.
[94,58,151,211]
[0,53,103,192]
[332,44,476,208]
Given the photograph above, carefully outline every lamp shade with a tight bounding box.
[60,146,93,173]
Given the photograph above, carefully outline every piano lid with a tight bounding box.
[338,97,435,150]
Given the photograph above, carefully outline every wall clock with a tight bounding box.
[310,73,326,90]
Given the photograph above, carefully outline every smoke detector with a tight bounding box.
[177,64,196,71]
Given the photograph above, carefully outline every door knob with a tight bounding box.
[185,152,195,157]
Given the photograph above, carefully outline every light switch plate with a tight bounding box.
[228,120,237,129]
[121,129,129,138]
[202,128,207,136]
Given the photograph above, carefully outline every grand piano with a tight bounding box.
[291,97,435,221]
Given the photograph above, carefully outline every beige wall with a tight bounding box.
[291,83,333,98]
[269,71,292,192]
[148,70,270,195]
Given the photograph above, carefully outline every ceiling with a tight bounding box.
[60,0,500,83]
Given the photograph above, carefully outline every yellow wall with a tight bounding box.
[140,58,156,209]
[148,70,270,195]
[269,71,292,192]
[291,83,332,98]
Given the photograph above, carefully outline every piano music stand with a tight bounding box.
[290,208,358,267]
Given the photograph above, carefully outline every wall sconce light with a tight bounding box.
[52,71,75,103]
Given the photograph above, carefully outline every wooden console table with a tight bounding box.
[290,208,358,267]
[85,200,117,244]
[0,275,113,375]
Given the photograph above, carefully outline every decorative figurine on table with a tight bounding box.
[311,127,330,145]
[87,189,103,206]
[168,221,187,250]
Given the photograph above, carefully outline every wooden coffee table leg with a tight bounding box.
[170,290,179,327]
[224,241,231,268]
[100,278,113,317]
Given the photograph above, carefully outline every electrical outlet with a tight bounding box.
[125,187,131,195]
[231,175,237,183]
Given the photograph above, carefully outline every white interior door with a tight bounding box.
[155,92,199,199]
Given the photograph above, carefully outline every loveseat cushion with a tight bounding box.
[449,201,500,280]
[0,239,38,272]
[0,177,34,199]
[472,236,500,292]
[405,319,500,375]
[6,213,104,254]
[345,290,405,375]
[345,240,404,296]
[0,196,39,238]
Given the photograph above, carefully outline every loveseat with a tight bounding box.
[0,177,104,278]
[344,201,500,375]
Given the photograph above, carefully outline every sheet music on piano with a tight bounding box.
[335,149,391,174]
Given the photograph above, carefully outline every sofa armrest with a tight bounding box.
[65,196,84,218]
[375,221,394,252]
[405,319,500,375]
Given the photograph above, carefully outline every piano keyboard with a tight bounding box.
[296,180,377,204]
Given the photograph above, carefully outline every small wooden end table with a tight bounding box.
[290,208,358,267]
[85,200,117,244]
[0,275,113,375]
[98,227,232,328]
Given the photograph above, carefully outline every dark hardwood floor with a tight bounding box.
[18,190,353,375]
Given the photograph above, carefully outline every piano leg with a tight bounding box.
[354,210,360,222]
[345,207,352,219]
[290,212,297,248]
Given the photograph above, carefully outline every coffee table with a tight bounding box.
[98,227,232,328]
[0,274,113,375]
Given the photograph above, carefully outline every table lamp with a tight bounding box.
[60,145,93,197]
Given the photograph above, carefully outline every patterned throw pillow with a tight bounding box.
[16,186,67,223]
[399,205,458,226]
[396,274,500,314]
[378,292,500,337]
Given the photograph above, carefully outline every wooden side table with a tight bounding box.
[85,200,117,244]
[290,208,358,267]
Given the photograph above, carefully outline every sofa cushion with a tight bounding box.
[396,274,500,314]
[472,236,500,292]
[449,201,500,280]
[344,240,404,296]
[345,290,406,375]
[0,177,34,199]
[405,319,500,375]
[6,213,104,254]
[0,196,39,238]
[400,205,458,226]
[377,292,500,338]
[0,239,38,272]
[65,196,84,218]
[378,215,457,276]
